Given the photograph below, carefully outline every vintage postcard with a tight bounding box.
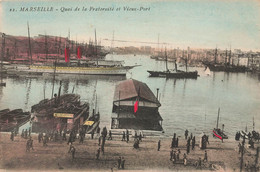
[0,0,260,171]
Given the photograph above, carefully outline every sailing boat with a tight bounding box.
[147,48,198,79]
[204,67,211,76]
[203,47,246,73]
[7,28,136,76]
[213,108,228,139]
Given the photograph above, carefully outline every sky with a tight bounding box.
[0,0,260,50]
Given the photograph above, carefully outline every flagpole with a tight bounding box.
[118,91,120,116]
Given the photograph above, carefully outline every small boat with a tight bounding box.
[84,111,100,134]
[0,108,31,132]
[204,67,211,76]
[213,108,228,140]
[31,94,89,133]
[147,48,198,79]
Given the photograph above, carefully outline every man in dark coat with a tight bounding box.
[121,157,125,169]
[117,156,121,169]
[96,148,101,160]
[157,140,161,151]
[10,131,14,141]
[122,131,126,141]
[185,129,188,140]
[126,130,129,143]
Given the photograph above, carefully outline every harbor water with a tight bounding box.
[0,54,259,137]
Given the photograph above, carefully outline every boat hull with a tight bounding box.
[7,65,130,76]
[204,63,246,73]
[147,70,198,79]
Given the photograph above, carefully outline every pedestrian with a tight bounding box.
[29,127,31,137]
[192,137,195,150]
[157,140,161,151]
[134,131,138,139]
[10,131,14,141]
[139,132,142,142]
[183,156,187,166]
[97,127,100,136]
[206,135,209,144]
[43,134,48,146]
[54,131,58,142]
[108,130,112,140]
[68,143,73,153]
[122,131,126,141]
[121,157,125,169]
[71,146,76,160]
[203,150,208,162]
[30,137,34,151]
[126,130,129,143]
[101,145,105,155]
[133,139,139,149]
[173,151,176,164]
[197,157,202,168]
[25,129,28,139]
[238,142,241,154]
[38,133,42,143]
[117,156,121,169]
[79,135,84,144]
[96,148,101,160]
[185,129,188,140]
[91,130,94,139]
[62,130,67,141]
[98,136,101,146]
[171,138,174,148]
[21,129,24,138]
[170,149,173,160]
[176,150,180,161]
[190,133,193,140]
[26,139,30,152]
[176,137,179,147]
[187,144,190,154]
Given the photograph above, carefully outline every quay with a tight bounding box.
[0,131,259,171]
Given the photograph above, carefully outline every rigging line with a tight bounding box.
[103,38,171,45]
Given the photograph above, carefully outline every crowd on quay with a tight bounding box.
[7,126,259,171]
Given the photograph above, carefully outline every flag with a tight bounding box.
[65,47,70,62]
[134,87,140,115]
[213,130,222,140]
[77,46,81,59]
[134,97,139,115]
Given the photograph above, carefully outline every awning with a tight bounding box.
[84,120,94,126]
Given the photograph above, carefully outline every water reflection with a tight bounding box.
[24,78,32,109]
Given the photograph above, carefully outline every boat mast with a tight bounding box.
[95,94,97,114]
[27,22,33,65]
[225,49,228,64]
[110,30,114,58]
[165,47,168,71]
[216,108,220,129]
[157,34,160,56]
[253,116,255,131]
[51,57,57,99]
[214,47,217,64]
[95,29,98,66]
[229,47,232,65]
[183,49,188,72]
[118,91,120,116]
[44,33,48,62]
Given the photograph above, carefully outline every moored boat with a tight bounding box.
[212,108,228,140]
[31,94,89,133]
